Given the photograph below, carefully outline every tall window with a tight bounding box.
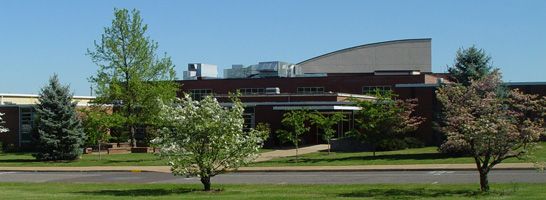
[190,89,213,100]
[362,86,392,95]
[238,88,265,95]
[297,87,324,94]
[19,107,34,144]
[243,107,255,131]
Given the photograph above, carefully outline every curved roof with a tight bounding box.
[298,38,432,74]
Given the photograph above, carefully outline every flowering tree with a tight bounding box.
[437,71,545,192]
[153,95,268,191]
[0,112,8,133]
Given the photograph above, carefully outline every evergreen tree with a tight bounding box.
[448,46,494,86]
[33,74,86,161]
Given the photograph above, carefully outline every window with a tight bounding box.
[243,107,255,131]
[190,89,213,100]
[297,87,324,94]
[19,107,34,144]
[238,88,265,95]
[362,86,392,95]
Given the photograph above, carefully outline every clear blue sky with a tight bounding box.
[1,0,545,96]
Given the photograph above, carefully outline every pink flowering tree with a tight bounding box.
[437,71,545,192]
[0,112,8,133]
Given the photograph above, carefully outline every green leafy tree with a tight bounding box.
[276,109,311,163]
[81,106,123,158]
[0,112,8,133]
[352,90,423,156]
[88,8,178,147]
[33,74,86,161]
[437,70,545,192]
[153,95,268,191]
[448,46,493,86]
[310,112,345,154]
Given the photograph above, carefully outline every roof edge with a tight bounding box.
[297,38,432,65]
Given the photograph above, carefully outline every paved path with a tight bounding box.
[0,170,544,184]
[255,144,329,162]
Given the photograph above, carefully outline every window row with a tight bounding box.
[238,88,265,95]
[362,86,392,95]
[297,87,324,94]
[190,89,213,100]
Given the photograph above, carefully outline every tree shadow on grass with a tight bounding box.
[0,159,74,163]
[281,153,457,164]
[338,188,505,199]
[76,188,203,196]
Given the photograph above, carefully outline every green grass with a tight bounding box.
[0,152,168,167]
[0,148,276,167]
[251,142,546,167]
[0,143,543,167]
[0,182,544,199]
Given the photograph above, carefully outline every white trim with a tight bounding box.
[0,93,95,99]
[505,82,546,86]
[273,105,361,111]
[220,101,357,107]
[214,92,375,99]
[395,83,439,88]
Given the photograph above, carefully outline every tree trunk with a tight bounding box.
[327,140,331,155]
[479,169,490,192]
[295,143,299,164]
[372,144,376,157]
[200,176,211,191]
[130,125,136,148]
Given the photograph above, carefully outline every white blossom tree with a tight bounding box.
[153,94,268,191]
[0,112,8,133]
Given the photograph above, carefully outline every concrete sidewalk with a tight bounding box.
[0,163,537,173]
[255,144,328,162]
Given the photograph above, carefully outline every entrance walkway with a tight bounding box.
[255,144,329,162]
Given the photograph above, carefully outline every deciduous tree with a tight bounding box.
[437,71,545,192]
[310,112,345,154]
[352,90,423,156]
[88,8,177,147]
[153,95,268,191]
[33,74,86,161]
[276,109,311,163]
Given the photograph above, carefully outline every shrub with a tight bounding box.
[438,138,471,157]
[377,138,408,151]
[403,137,425,148]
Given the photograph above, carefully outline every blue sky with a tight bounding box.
[1,0,545,96]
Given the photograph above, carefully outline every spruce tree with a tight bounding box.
[448,46,493,86]
[33,74,86,161]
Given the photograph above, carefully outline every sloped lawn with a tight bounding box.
[250,142,546,167]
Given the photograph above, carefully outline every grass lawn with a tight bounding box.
[0,152,168,167]
[250,142,546,167]
[0,182,544,199]
[0,148,276,167]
